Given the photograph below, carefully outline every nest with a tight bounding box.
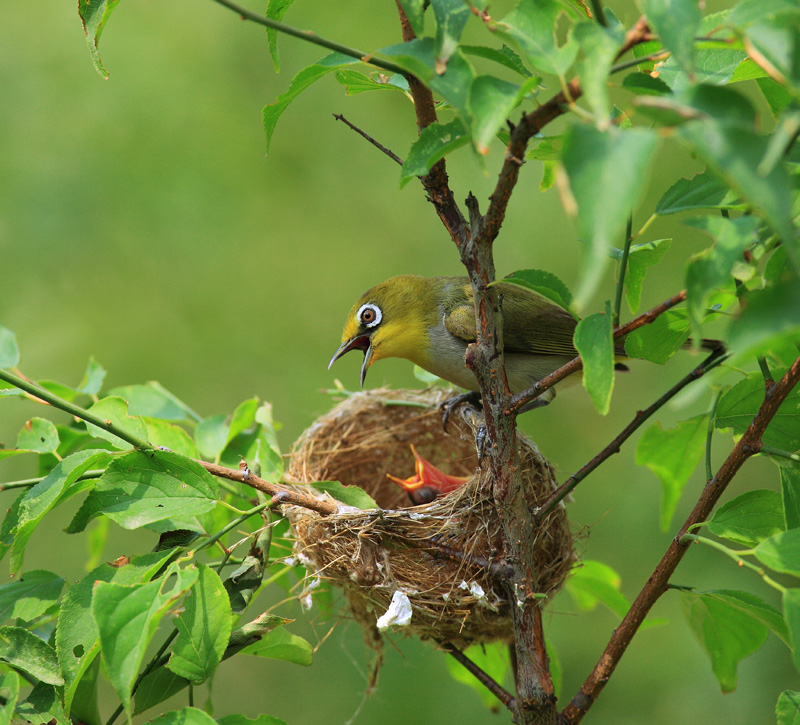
[284,388,574,649]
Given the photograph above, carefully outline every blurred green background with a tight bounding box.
[0,1,794,723]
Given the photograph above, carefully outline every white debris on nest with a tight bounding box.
[459,580,486,599]
[300,575,321,611]
[376,590,413,631]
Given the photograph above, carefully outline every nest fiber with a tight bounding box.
[285,388,573,648]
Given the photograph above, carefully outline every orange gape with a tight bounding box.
[387,445,468,505]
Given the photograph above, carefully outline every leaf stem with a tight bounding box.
[208,0,408,75]
[588,0,608,27]
[760,446,800,464]
[609,50,670,75]
[0,368,152,450]
[613,214,634,327]
[705,388,723,481]
[190,501,272,554]
[0,469,104,492]
[680,533,787,593]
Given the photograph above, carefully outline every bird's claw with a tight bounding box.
[440,391,482,432]
[475,424,487,466]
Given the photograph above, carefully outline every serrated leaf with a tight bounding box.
[108,383,190,421]
[0,570,64,623]
[655,170,738,215]
[758,77,793,117]
[263,53,356,154]
[461,44,532,77]
[432,0,471,72]
[226,397,260,448]
[0,327,20,368]
[195,413,229,460]
[703,589,788,645]
[333,70,408,95]
[469,74,539,155]
[639,0,700,74]
[501,269,574,311]
[621,72,672,96]
[682,590,769,692]
[78,0,122,79]
[756,529,800,577]
[92,564,198,719]
[574,303,614,415]
[148,708,216,725]
[0,671,20,725]
[144,419,199,459]
[0,626,63,685]
[17,418,59,454]
[78,356,106,396]
[777,690,800,725]
[624,238,671,313]
[134,666,189,715]
[400,118,469,187]
[15,682,68,725]
[707,489,785,546]
[310,481,377,510]
[85,396,148,449]
[57,550,177,714]
[241,626,313,665]
[783,467,800,530]
[265,0,296,73]
[716,369,800,451]
[561,125,658,310]
[636,414,707,530]
[573,21,624,121]
[167,564,232,684]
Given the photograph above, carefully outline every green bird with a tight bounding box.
[328,274,601,407]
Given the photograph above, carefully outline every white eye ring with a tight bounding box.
[357,303,382,328]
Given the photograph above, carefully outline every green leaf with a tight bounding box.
[777,690,800,725]
[67,450,218,533]
[4,449,110,574]
[716,369,800,451]
[624,238,671,313]
[308,481,378,510]
[69,655,101,725]
[787,589,800,677]
[0,570,64,623]
[17,418,60,454]
[0,671,20,725]
[639,0,700,74]
[223,556,264,615]
[400,119,470,187]
[0,626,63,685]
[636,414,707,530]
[469,75,538,155]
[684,215,758,341]
[146,707,216,725]
[432,0,471,72]
[635,84,758,127]
[702,589,788,645]
[447,641,511,708]
[78,0,121,78]
[621,72,672,96]
[265,0,296,73]
[573,21,624,121]
[195,413,229,460]
[108,382,191,421]
[92,563,198,719]
[397,0,426,35]
[78,356,106,396]
[501,269,574,311]
[218,715,288,725]
[707,490,785,546]
[492,0,578,77]
[57,550,177,714]
[756,529,800,577]
[84,396,148,450]
[0,327,20,369]
[623,310,691,363]
[15,682,68,725]
[333,70,408,95]
[225,397,260,448]
[565,560,630,618]
[144,419,200,459]
[574,303,615,415]
[263,53,356,154]
[526,135,563,161]
[134,666,189,715]
[783,467,800,530]
[681,590,769,692]
[655,171,738,215]
[219,403,284,479]
[758,77,793,117]
[461,44,532,77]
[561,125,658,309]
[167,564,232,685]
[241,626,313,666]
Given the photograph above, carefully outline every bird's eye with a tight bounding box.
[357,303,382,328]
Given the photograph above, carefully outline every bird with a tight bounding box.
[328,274,603,409]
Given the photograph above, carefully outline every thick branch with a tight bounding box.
[560,353,800,724]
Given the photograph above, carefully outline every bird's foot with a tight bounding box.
[440,391,482,432]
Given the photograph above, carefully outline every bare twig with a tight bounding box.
[560,354,800,723]
[506,290,688,415]
[333,113,403,166]
[441,641,517,711]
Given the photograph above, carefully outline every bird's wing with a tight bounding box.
[442,280,579,357]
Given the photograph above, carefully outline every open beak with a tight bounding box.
[328,334,373,387]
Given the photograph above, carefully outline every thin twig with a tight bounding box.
[333,113,403,166]
[560,353,800,723]
[612,215,634,327]
[536,348,729,521]
[440,641,517,711]
[506,290,688,415]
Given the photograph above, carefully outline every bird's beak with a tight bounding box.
[328,334,373,387]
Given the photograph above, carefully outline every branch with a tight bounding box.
[560,353,800,724]
[535,348,729,521]
[209,0,408,75]
[506,290,688,415]
[440,641,517,711]
[332,113,403,166]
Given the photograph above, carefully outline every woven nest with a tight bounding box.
[284,388,574,650]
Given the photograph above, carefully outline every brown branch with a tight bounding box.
[506,290,688,415]
[332,113,403,166]
[198,460,338,516]
[440,641,517,711]
[483,17,651,243]
[536,347,729,520]
[560,353,800,724]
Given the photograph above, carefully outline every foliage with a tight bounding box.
[1,0,799,722]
